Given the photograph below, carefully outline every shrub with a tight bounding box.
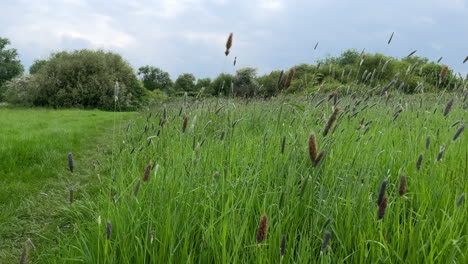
[174,73,196,94]
[233,67,260,97]
[209,73,234,96]
[18,49,145,110]
[138,66,173,92]
[3,75,39,105]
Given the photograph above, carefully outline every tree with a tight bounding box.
[256,70,283,97]
[5,49,145,110]
[137,66,172,92]
[209,73,234,96]
[337,49,360,66]
[0,37,24,100]
[29,59,47,74]
[233,67,260,97]
[174,73,196,94]
[195,78,211,92]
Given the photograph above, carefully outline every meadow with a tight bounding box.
[18,92,466,263]
[0,108,133,263]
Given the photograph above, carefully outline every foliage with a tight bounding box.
[195,77,212,92]
[0,108,132,262]
[174,73,196,95]
[233,67,260,97]
[0,37,24,101]
[41,95,468,263]
[209,73,234,96]
[6,49,145,110]
[29,59,47,74]
[2,75,39,105]
[138,66,173,92]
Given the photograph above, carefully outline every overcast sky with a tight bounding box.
[1,0,467,79]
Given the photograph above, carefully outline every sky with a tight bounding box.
[1,0,467,79]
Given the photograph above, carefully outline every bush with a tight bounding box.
[0,37,24,101]
[233,68,260,97]
[3,75,39,105]
[209,73,234,96]
[11,49,145,110]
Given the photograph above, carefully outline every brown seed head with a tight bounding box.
[143,161,153,182]
[182,116,189,133]
[377,180,388,205]
[256,214,268,243]
[323,107,341,136]
[377,195,388,220]
[225,33,233,56]
[284,67,296,89]
[308,133,318,162]
[440,65,449,79]
[399,174,407,196]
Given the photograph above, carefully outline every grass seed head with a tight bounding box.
[256,214,268,243]
[453,123,465,141]
[106,221,112,240]
[225,33,233,56]
[308,133,318,162]
[143,161,153,182]
[440,65,449,79]
[67,152,74,173]
[182,116,189,133]
[457,193,465,207]
[280,234,287,257]
[377,180,388,205]
[416,153,423,171]
[321,231,331,253]
[284,67,296,90]
[399,174,407,196]
[443,98,454,117]
[436,145,446,162]
[323,107,341,136]
[377,195,388,220]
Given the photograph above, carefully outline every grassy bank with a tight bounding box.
[0,108,133,262]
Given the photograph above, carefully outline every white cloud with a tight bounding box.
[0,0,467,78]
[257,0,283,11]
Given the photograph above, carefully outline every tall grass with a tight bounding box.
[46,93,467,263]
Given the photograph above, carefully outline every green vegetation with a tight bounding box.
[0,37,24,101]
[29,93,466,263]
[2,49,145,110]
[0,34,467,263]
[0,107,133,263]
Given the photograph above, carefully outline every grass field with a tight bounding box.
[0,107,133,263]
[24,94,467,263]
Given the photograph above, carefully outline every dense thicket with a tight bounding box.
[4,50,145,110]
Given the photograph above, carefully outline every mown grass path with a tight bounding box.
[0,108,132,263]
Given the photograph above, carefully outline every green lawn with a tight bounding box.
[40,94,467,263]
[0,107,133,263]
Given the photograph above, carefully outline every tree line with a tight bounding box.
[0,37,464,110]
